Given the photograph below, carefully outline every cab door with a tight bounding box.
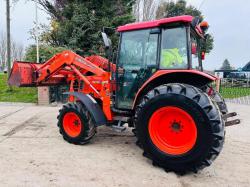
[116,29,159,109]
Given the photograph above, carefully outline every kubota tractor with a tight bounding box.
[9,15,240,173]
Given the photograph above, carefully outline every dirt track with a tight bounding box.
[0,103,249,187]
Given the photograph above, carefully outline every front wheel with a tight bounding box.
[135,84,225,173]
[57,103,96,145]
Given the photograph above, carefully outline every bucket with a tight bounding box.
[8,61,41,87]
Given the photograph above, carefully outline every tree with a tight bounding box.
[156,0,202,18]
[32,0,135,55]
[220,59,233,70]
[24,45,68,62]
[133,0,160,22]
[0,32,7,70]
[156,0,214,53]
[11,40,24,62]
[0,31,24,70]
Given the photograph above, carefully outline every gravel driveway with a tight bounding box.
[0,102,249,187]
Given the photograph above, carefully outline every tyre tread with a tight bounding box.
[135,83,225,173]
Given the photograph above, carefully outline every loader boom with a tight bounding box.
[9,50,114,120]
[36,50,107,83]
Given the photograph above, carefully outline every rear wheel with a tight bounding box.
[57,103,96,144]
[135,83,225,173]
[149,106,197,156]
[211,91,228,115]
[204,85,228,115]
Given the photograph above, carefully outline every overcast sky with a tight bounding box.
[0,0,250,70]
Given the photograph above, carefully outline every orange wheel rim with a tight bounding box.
[149,106,197,155]
[63,112,82,137]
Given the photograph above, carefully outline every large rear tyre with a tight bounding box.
[135,84,225,173]
[57,103,96,145]
[205,86,228,115]
[211,91,228,115]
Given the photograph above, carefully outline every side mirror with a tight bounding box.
[101,32,112,48]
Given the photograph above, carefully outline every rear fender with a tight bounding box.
[133,70,218,109]
[64,92,106,126]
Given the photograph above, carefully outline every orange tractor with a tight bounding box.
[9,15,239,173]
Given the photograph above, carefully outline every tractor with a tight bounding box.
[8,15,240,173]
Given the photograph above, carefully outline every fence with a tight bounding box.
[219,78,250,105]
[47,78,250,105]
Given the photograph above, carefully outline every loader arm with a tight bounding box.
[9,50,113,120]
[36,50,107,84]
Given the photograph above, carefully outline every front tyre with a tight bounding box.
[135,84,225,173]
[57,103,96,145]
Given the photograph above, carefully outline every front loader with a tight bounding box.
[8,15,240,174]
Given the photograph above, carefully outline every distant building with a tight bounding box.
[215,61,250,79]
[214,69,238,78]
[242,61,250,71]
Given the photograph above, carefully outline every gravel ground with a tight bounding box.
[0,102,249,187]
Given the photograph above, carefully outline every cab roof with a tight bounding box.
[117,15,193,32]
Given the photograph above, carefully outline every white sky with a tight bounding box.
[0,0,49,45]
[0,0,250,70]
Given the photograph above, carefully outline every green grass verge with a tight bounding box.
[0,74,37,103]
[220,87,250,99]
[2,72,249,101]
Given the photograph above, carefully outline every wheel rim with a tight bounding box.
[63,112,82,138]
[149,106,197,155]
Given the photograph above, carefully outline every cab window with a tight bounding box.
[160,27,188,69]
[191,34,202,70]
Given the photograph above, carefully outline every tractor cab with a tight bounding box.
[111,16,208,109]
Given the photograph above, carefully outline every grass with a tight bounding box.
[0,74,38,103]
[1,71,250,101]
[220,87,250,99]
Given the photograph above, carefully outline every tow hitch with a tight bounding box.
[223,112,241,127]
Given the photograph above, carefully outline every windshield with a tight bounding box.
[160,27,188,69]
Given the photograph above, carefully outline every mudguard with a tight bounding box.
[64,92,107,126]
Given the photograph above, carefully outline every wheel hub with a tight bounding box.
[73,120,80,126]
[171,121,182,132]
[63,112,82,138]
[149,106,197,155]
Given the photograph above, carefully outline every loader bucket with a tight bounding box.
[8,61,41,87]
